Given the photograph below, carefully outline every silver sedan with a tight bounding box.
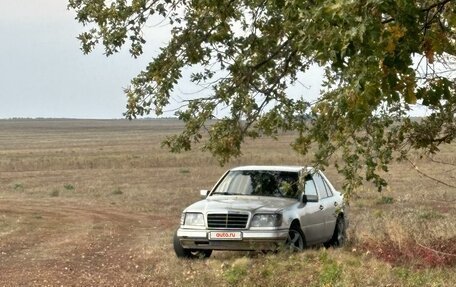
[174,165,348,258]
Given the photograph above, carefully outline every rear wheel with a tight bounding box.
[325,216,346,248]
[173,230,212,259]
[286,225,305,251]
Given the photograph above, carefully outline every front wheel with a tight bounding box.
[173,230,212,259]
[285,226,305,251]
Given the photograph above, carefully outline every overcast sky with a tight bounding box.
[0,1,428,119]
[0,0,327,119]
[0,0,171,119]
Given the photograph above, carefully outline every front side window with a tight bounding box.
[212,170,300,199]
[304,177,318,197]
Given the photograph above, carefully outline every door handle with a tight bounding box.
[319,205,324,210]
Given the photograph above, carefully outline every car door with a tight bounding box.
[299,177,326,244]
[313,172,337,240]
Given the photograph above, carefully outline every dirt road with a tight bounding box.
[0,198,171,286]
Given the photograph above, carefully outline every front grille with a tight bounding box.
[207,213,249,229]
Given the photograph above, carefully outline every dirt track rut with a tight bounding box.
[0,198,169,286]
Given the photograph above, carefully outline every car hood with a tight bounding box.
[184,195,297,214]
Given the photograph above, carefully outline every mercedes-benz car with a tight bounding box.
[173,165,348,258]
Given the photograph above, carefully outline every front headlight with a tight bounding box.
[182,212,205,226]
[251,213,282,227]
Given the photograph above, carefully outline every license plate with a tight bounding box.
[209,231,242,240]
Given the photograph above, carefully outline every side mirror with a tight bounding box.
[302,194,318,203]
[200,189,209,198]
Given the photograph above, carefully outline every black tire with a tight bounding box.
[325,216,346,248]
[285,225,305,251]
[173,230,212,259]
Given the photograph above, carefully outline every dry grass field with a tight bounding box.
[0,119,455,286]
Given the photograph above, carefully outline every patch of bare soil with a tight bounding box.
[0,199,168,286]
[362,237,456,268]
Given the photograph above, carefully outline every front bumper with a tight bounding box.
[177,228,289,251]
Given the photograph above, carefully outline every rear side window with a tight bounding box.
[313,173,331,199]
[322,177,333,197]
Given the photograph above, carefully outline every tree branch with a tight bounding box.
[407,158,456,188]
[426,155,456,166]
[416,241,456,257]
[421,0,454,12]
[251,36,294,70]
[382,0,454,24]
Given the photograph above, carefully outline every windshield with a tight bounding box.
[211,170,301,199]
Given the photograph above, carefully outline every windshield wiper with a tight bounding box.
[212,192,244,195]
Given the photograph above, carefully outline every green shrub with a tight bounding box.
[112,188,123,195]
[418,210,444,220]
[63,183,75,191]
[318,250,343,286]
[50,189,60,197]
[224,258,249,285]
[13,182,24,191]
[376,196,394,205]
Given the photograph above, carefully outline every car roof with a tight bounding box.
[230,165,312,173]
